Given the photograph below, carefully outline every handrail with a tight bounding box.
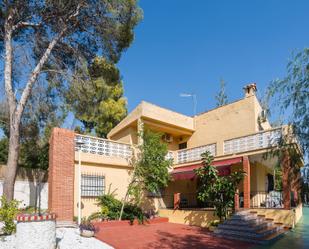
[177,143,216,164]
[75,134,133,159]
[224,128,282,155]
[75,133,132,146]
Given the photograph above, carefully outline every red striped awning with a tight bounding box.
[171,157,242,180]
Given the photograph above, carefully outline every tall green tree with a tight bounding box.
[66,57,127,137]
[215,79,228,107]
[0,83,65,169]
[0,0,142,200]
[119,129,172,220]
[267,49,309,161]
[195,151,245,221]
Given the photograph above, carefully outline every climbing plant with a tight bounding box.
[119,129,172,220]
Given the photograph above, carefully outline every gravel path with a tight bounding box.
[0,233,16,249]
[0,228,113,249]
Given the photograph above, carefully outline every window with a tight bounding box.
[81,174,105,197]
[179,142,187,150]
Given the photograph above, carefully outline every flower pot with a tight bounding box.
[80,229,95,238]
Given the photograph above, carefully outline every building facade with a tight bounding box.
[48,84,303,226]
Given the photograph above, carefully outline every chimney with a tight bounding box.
[243,83,257,97]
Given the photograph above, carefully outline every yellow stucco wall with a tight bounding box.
[188,95,263,155]
[109,126,138,144]
[250,162,273,192]
[159,208,217,227]
[250,204,303,227]
[108,101,194,140]
[160,179,197,208]
[74,163,132,218]
[107,91,274,160]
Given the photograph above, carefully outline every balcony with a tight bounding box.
[223,128,282,155]
[75,135,132,159]
[176,144,216,164]
[75,127,284,165]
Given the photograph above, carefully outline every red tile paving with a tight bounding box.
[95,222,253,249]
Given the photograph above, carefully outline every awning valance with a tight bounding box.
[171,157,243,180]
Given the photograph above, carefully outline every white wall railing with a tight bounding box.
[223,128,282,155]
[166,151,175,161]
[75,135,132,159]
[177,144,216,164]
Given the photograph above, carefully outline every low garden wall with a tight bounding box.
[250,204,303,228]
[158,208,217,228]
[0,166,48,209]
[16,213,56,249]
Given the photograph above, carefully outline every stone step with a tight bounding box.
[216,210,286,245]
[56,221,78,228]
[215,226,281,238]
[214,229,286,245]
[225,217,269,226]
[230,214,263,222]
[218,222,269,232]
[262,230,286,243]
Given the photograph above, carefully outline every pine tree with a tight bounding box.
[215,79,228,107]
[66,57,127,138]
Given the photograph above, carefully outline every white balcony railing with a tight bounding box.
[177,144,216,164]
[166,151,175,161]
[75,135,132,159]
[223,128,282,155]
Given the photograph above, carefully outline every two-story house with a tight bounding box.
[48,83,303,227]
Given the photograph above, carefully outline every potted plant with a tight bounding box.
[79,219,96,238]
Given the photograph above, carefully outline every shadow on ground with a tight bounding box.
[145,226,251,249]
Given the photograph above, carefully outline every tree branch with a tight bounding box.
[15,29,67,122]
[12,21,41,31]
[15,4,83,122]
[4,13,17,118]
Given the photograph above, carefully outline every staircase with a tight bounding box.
[56,221,78,228]
[214,210,287,244]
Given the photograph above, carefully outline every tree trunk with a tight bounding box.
[3,12,18,201]
[3,119,20,201]
[119,189,129,221]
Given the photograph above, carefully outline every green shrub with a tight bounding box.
[94,194,145,223]
[97,194,121,220]
[210,220,220,227]
[123,203,144,223]
[19,206,47,214]
[0,196,20,235]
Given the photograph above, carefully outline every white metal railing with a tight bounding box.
[177,144,216,164]
[75,135,132,159]
[166,151,175,161]
[223,128,282,155]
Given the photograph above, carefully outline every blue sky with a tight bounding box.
[117,0,309,117]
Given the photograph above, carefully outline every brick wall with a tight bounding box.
[242,156,251,209]
[48,128,75,221]
[282,152,291,210]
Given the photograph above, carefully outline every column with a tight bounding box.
[243,156,251,209]
[48,128,75,221]
[174,193,180,210]
[282,152,291,209]
[234,189,240,211]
